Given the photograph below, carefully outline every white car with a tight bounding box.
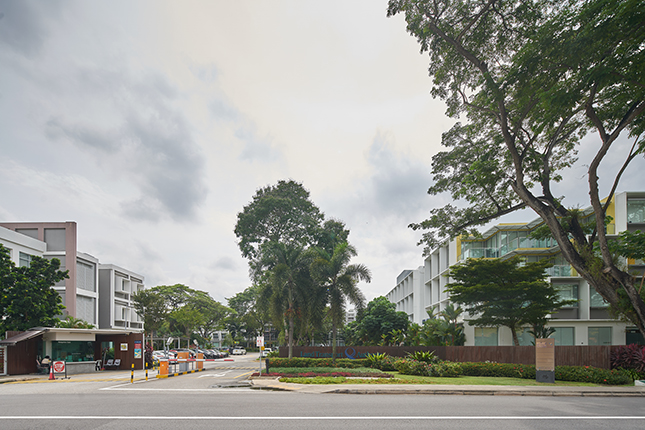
[232,347,246,355]
[260,347,272,357]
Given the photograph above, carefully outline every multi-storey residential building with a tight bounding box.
[386,191,645,346]
[0,221,145,330]
[0,225,46,266]
[98,264,145,330]
[0,222,99,325]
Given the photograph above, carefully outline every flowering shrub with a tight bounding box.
[365,353,400,371]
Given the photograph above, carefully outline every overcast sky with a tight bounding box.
[1,0,643,306]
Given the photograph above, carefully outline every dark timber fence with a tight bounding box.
[284,345,614,369]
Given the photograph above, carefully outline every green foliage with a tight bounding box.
[234,180,324,261]
[458,361,632,385]
[406,350,439,364]
[55,316,95,329]
[133,284,231,348]
[388,0,645,336]
[345,296,409,346]
[446,256,575,345]
[394,358,462,378]
[365,353,400,371]
[267,357,367,369]
[310,242,370,360]
[0,244,68,333]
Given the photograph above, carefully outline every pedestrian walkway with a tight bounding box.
[249,377,645,397]
[0,368,153,384]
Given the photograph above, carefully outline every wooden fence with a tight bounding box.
[285,345,614,369]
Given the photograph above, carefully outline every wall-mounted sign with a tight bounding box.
[120,343,128,351]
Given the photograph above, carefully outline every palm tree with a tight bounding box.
[311,242,370,361]
[258,242,314,358]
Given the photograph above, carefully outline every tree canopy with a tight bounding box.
[388,0,645,336]
[446,256,575,345]
[235,180,370,357]
[344,296,410,346]
[0,244,68,334]
[132,284,231,348]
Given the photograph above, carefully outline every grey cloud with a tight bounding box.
[365,132,431,216]
[209,99,239,121]
[210,256,238,271]
[236,121,283,163]
[0,0,60,58]
[45,117,121,153]
[120,109,208,221]
[121,197,162,223]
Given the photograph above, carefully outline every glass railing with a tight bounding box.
[461,248,499,259]
[545,265,572,277]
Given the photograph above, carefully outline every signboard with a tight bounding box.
[52,361,66,373]
[256,336,264,347]
[120,343,128,351]
[535,338,555,383]
[535,338,555,371]
[134,340,142,359]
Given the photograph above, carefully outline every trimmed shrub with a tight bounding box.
[365,353,400,371]
[267,357,367,369]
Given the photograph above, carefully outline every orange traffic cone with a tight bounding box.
[49,364,55,380]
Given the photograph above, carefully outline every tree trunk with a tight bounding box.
[331,321,337,364]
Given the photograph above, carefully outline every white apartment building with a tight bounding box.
[386,191,645,346]
[98,265,145,330]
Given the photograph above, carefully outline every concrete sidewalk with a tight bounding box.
[249,376,645,397]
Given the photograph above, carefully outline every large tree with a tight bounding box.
[311,242,370,360]
[388,0,645,335]
[0,244,68,334]
[234,180,324,263]
[446,256,575,345]
[258,242,315,358]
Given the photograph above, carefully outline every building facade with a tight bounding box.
[386,191,645,346]
[0,221,145,330]
[98,264,145,330]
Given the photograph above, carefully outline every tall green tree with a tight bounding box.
[234,180,324,263]
[258,242,315,358]
[132,288,169,346]
[226,285,269,343]
[446,256,575,345]
[389,0,645,336]
[311,242,370,360]
[0,244,68,334]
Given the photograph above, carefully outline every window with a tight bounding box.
[627,199,645,224]
[474,327,498,346]
[589,287,609,308]
[76,260,96,292]
[76,295,96,325]
[550,327,575,345]
[19,252,32,268]
[44,228,66,251]
[555,284,578,307]
[588,327,612,345]
[516,328,534,346]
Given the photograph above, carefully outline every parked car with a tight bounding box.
[232,347,246,355]
[260,347,272,357]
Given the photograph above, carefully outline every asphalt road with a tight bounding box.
[1,353,644,430]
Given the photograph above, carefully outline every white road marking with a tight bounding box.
[2,416,645,420]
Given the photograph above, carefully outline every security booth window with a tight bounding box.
[51,341,96,362]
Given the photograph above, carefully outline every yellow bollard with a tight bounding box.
[145,361,148,381]
[131,363,134,383]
